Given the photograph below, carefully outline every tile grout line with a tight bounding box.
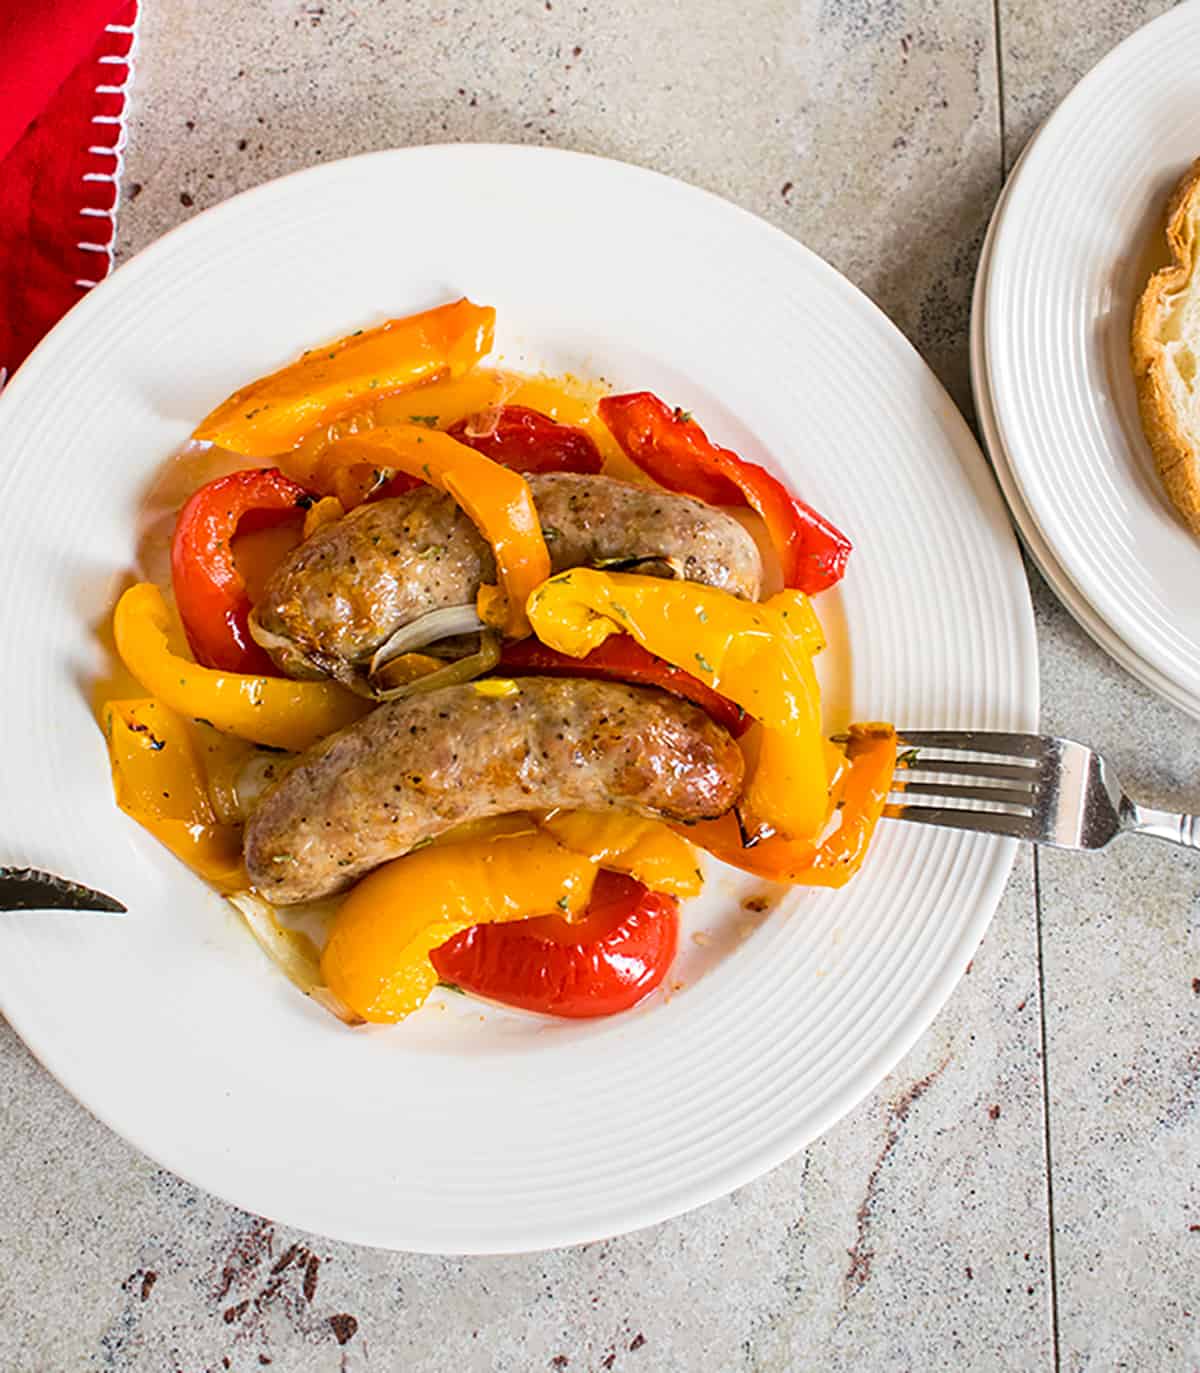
[1033,847,1062,1371]
[992,0,1009,176]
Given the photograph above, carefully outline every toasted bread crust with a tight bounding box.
[1131,157,1200,535]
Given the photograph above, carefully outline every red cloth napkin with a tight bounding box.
[0,0,138,381]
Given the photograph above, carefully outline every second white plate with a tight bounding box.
[984,2,1200,713]
[972,115,1200,722]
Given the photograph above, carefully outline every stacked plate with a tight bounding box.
[972,1,1200,720]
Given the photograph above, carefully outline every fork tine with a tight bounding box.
[901,757,1038,782]
[897,730,1044,759]
[895,781,1035,808]
[883,803,1039,840]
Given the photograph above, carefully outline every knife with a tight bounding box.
[0,867,126,913]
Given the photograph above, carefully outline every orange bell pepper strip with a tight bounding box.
[526,569,830,839]
[312,425,551,637]
[320,822,598,1023]
[113,582,370,751]
[681,725,897,887]
[192,299,495,457]
[102,698,246,891]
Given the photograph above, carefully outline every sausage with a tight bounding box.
[244,678,744,903]
[249,472,762,682]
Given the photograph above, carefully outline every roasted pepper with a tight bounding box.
[171,468,310,674]
[358,405,604,504]
[375,369,628,468]
[499,636,750,738]
[430,870,679,1019]
[102,698,245,890]
[374,367,520,431]
[320,823,598,1023]
[683,725,897,886]
[599,391,852,595]
[526,569,829,840]
[113,582,369,751]
[447,405,603,474]
[313,425,551,637]
[193,299,495,457]
[537,810,704,899]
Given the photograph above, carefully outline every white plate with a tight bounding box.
[0,145,1036,1253]
[972,125,1200,721]
[984,3,1200,714]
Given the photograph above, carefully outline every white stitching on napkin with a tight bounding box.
[73,6,141,291]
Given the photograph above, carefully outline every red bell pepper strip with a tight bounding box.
[499,636,751,738]
[370,405,602,503]
[598,391,851,595]
[447,405,604,474]
[171,468,311,675]
[430,869,679,1018]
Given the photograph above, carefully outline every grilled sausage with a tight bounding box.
[250,472,762,681]
[244,678,743,903]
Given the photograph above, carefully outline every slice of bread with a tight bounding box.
[1132,157,1200,535]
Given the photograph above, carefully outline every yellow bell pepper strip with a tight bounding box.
[193,299,495,458]
[102,698,245,891]
[300,494,344,539]
[113,583,370,751]
[373,367,521,430]
[526,569,830,840]
[187,719,262,825]
[680,725,898,886]
[320,827,598,1023]
[536,810,704,899]
[313,425,551,638]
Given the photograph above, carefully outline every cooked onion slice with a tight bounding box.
[368,603,487,676]
[372,630,500,701]
[227,891,361,1024]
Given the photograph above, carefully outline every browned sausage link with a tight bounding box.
[244,678,744,904]
[250,472,762,679]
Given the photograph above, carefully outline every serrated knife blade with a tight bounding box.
[0,867,126,913]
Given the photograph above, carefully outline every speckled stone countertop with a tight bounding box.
[2,2,1196,1369]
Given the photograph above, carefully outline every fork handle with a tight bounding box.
[1125,804,1200,850]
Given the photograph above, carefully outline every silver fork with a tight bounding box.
[884,731,1200,851]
